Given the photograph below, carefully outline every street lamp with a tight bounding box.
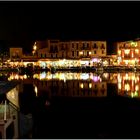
[33,42,37,55]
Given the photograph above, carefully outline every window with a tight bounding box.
[94,50,96,54]
[93,43,98,49]
[83,43,85,47]
[72,51,74,57]
[87,51,89,56]
[77,51,79,56]
[56,54,57,58]
[72,43,74,48]
[51,54,53,58]
[87,44,89,47]
[77,44,78,49]
[41,53,42,58]
[102,50,104,54]
[45,54,46,58]
[101,44,105,49]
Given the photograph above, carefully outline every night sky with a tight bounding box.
[0,1,140,54]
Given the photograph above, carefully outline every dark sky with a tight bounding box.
[0,1,140,54]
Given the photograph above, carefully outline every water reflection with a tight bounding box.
[7,72,140,99]
[117,73,140,98]
[5,72,140,138]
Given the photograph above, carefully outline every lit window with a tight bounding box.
[80,83,84,89]
[89,83,92,88]
[124,49,130,54]
[135,49,139,54]
[118,50,121,55]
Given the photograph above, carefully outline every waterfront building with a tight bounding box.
[37,39,107,68]
[117,39,140,66]
[8,39,108,68]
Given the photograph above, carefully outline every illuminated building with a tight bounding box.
[117,39,140,66]
[8,39,107,68]
[37,39,107,67]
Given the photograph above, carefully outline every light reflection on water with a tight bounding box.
[4,72,140,138]
[6,72,140,99]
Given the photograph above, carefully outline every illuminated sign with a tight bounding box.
[131,42,137,47]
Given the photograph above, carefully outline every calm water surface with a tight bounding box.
[2,71,140,138]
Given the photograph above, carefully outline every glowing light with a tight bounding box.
[92,58,98,62]
[15,74,19,80]
[23,74,27,79]
[131,42,137,47]
[33,42,37,51]
[92,76,99,82]
[33,45,37,51]
[80,52,83,55]
[135,49,139,54]
[132,75,135,81]
[131,91,138,98]
[103,73,109,79]
[89,52,91,55]
[80,83,84,89]
[124,49,130,54]
[33,74,39,79]
[132,51,134,58]
[118,50,121,55]
[125,83,130,91]
[125,73,129,80]
[34,85,38,97]
[80,73,89,80]
[131,60,135,64]
[125,60,128,65]
[40,72,46,80]
[118,83,121,90]
[135,85,139,91]
[89,83,92,88]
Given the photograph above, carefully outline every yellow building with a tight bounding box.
[37,39,107,67]
[117,40,140,66]
[8,39,107,68]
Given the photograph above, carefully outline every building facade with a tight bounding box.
[117,40,140,66]
[37,39,107,67]
[8,39,108,68]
